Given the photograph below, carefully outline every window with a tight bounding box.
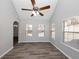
[50,24,55,39]
[64,16,79,50]
[26,24,32,37]
[38,24,44,37]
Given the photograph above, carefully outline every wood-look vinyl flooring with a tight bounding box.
[1,42,68,59]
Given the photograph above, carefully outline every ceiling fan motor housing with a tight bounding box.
[33,7,40,11]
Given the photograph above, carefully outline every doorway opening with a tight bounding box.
[13,21,19,46]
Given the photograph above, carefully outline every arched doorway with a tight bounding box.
[13,21,19,46]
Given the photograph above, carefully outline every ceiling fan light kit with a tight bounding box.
[21,0,50,16]
[32,11,38,16]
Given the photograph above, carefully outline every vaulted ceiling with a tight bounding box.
[12,0,58,21]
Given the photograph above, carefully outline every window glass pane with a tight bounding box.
[64,16,79,50]
[50,24,55,39]
[52,24,55,39]
[26,24,32,37]
[38,24,44,37]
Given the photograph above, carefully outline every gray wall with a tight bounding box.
[0,0,18,57]
[50,0,79,59]
[19,17,50,42]
[12,0,57,42]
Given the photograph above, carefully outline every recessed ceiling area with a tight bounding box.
[12,0,58,21]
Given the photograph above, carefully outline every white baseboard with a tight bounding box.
[19,41,50,43]
[0,47,13,58]
[50,41,72,59]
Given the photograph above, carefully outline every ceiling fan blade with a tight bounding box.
[40,5,50,11]
[31,0,36,7]
[31,14,34,16]
[39,12,44,16]
[21,8,33,11]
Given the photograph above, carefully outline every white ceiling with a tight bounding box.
[12,0,58,21]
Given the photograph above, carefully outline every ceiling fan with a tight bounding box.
[21,0,50,16]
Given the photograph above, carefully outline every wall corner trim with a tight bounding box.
[0,47,13,58]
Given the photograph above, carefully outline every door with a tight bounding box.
[13,21,19,46]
